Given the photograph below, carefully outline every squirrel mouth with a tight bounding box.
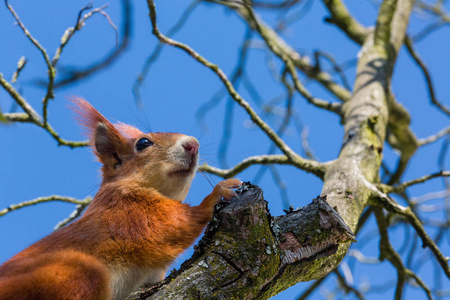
[170,156,198,178]
[170,162,197,177]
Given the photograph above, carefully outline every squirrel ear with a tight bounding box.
[70,97,129,166]
[93,122,128,167]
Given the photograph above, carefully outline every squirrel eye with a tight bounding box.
[135,138,153,151]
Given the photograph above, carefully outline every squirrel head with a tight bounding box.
[71,97,199,201]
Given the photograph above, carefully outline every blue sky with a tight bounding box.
[1,0,449,299]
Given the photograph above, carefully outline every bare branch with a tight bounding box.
[314,51,352,90]
[238,4,343,114]
[285,60,342,114]
[322,0,371,45]
[297,277,327,300]
[52,4,116,67]
[369,187,450,279]
[348,249,380,264]
[405,36,450,117]
[52,0,131,88]
[374,207,432,300]
[419,126,450,146]
[199,154,325,179]
[134,0,201,107]
[54,202,91,230]
[0,73,41,123]
[404,269,433,300]
[4,0,57,124]
[3,112,32,123]
[334,268,365,300]
[379,171,450,194]
[10,56,27,83]
[5,0,53,75]
[0,196,92,218]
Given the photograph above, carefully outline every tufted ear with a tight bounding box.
[70,97,129,168]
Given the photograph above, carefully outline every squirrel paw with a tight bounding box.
[214,179,242,201]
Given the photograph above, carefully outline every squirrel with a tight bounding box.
[0,98,242,300]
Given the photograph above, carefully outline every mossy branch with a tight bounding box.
[374,0,399,48]
[132,184,355,299]
[322,0,371,45]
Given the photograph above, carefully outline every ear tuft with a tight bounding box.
[70,97,109,136]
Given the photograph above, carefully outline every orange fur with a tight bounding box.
[0,98,242,300]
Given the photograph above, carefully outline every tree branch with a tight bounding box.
[133,184,355,299]
[0,196,92,218]
[379,170,450,194]
[199,154,325,179]
[52,0,132,88]
[405,36,450,117]
[419,126,450,146]
[322,0,370,45]
[369,187,450,279]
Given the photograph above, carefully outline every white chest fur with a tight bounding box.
[109,266,166,300]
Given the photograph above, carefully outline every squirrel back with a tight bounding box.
[0,98,241,300]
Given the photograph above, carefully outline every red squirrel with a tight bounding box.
[0,98,242,300]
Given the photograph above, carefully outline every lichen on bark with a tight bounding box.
[133,183,355,300]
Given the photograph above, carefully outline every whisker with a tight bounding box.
[128,105,152,132]
[199,171,216,188]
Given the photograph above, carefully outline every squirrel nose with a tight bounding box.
[182,139,199,156]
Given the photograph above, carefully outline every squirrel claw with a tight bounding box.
[215,179,242,201]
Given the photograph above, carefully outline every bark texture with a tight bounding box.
[130,183,354,299]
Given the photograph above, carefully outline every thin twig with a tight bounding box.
[419,126,450,146]
[11,56,27,83]
[52,0,131,88]
[334,268,365,300]
[4,0,57,125]
[297,276,327,300]
[199,154,324,179]
[134,0,201,107]
[368,187,450,279]
[0,196,92,217]
[54,202,91,230]
[379,171,450,194]
[374,207,432,300]
[0,73,41,122]
[405,36,450,117]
